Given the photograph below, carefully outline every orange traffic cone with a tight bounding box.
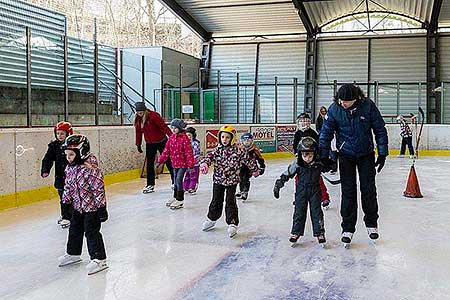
[403,165,423,198]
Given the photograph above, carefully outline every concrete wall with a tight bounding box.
[0,126,142,196]
[1,123,449,202]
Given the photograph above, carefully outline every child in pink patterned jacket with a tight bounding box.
[57,135,109,276]
[200,125,259,238]
[183,127,201,194]
[157,119,195,209]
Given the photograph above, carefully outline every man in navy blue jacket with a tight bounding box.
[319,83,388,247]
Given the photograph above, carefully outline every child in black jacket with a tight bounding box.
[274,137,331,246]
[41,121,73,228]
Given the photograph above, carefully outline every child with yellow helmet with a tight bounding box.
[200,125,260,238]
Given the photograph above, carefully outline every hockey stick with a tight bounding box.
[280,145,341,185]
[413,107,425,165]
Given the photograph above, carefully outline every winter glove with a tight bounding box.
[252,170,260,178]
[98,206,108,223]
[375,155,386,173]
[259,168,265,175]
[41,172,49,178]
[200,163,209,174]
[273,178,286,199]
[137,144,143,153]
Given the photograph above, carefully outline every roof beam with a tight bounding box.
[158,0,211,41]
[429,0,443,32]
[292,0,317,37]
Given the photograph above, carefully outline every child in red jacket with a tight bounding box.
[157,119,195,209]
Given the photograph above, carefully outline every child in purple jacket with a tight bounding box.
[57,135,109,275]
[183,127,201,194]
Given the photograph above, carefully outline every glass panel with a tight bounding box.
[0,28,27,126]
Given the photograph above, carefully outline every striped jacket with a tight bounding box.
[400,121,413,138]
[62,154,106,213]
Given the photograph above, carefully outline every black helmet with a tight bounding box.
[186,127,197,139]
[62,134,91,161]
[297,136,318,153]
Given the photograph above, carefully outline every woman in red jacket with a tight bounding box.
[134,102,174,193]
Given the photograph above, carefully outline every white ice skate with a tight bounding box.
[58,254,82,267]
[86,259,108,275]
[367,227,379,244]
[165,198,176,207]
[170,200,183,210]
[341,232,353,249]
[289,235,300,248]
[227,224,238,238]
[143,185,155,194]
[60,219,70,229]
[202,219,216,231]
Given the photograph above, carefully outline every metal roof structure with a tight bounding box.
[159,0,450,39]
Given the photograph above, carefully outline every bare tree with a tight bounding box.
[27,0,201,56]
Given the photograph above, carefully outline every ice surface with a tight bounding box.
[1,157,450,300]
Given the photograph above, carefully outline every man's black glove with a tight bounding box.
[137,144,143,153]
[259,168,265,175]
[98,206,108,223]
[375,155,386,173]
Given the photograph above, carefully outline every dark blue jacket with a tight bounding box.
[319,98,388,158]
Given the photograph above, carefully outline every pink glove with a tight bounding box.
[41,173,49,178]
[200,163,209,174]
[252,170,260,178]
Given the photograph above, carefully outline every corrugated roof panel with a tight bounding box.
[439,0,450,26]
[178,0,305,36]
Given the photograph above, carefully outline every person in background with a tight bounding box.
[134,102,174,194]
[316,106,327,133]
[41,121,73,229]
[396,115,415,158]
[183,127,201,194]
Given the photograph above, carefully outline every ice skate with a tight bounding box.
[397,154,405,158]
[60,219,70,229]
[317,234,326,248]
[240,192,248,201]
[235,192,242,199]
[165,198,176,207]
[170,200,183,210]
[341,232,353,249]
[367,227,379,244]
[289,234,300,247]
[227,224,238,238]
[188,189,196,195]
[58,254,82,267]
[143,185,154,194]
[409,155,416,159]
[202,219,216,231]
[322,200,330,210]
[56,216,62,225]
[86,259,108,275]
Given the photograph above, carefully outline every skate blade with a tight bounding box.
[343,243,350,249]
[323,206,329,211]
[88,265,109,275]
[170,206,183,210]
[290,242,298,248]
[229,232,237,238]
[143,190,154,194]
[319,243,327,249]
[61,224,70,229]
[58,259,82,267]
[202,226,214,232]
[369,239,377,246]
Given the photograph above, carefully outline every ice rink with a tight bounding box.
[1,157,450,300]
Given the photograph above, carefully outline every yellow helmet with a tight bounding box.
[219,125,237,145]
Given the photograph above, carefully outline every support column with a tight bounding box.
[427,29,440,123]
[26,27,32,127]
[304,37,317,120]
